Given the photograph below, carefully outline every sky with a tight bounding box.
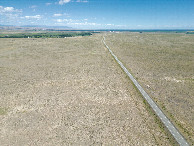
[0,0,194,29]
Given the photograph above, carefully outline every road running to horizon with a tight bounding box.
[103,36,189,146]
[0,34,172,145]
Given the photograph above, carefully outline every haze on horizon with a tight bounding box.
[0,0,194,29]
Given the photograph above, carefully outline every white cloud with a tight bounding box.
[56,19,73,22]
[46,3,52,6]
[4,7,14,12]
[25,15,42,20]
[58,0,88,5]
[76,0,88,2]
[56,19,63,22]
[55,18,98,26]
[63,13,70,17]
[115,24,127,27]
[59,0,71,5]
[105,24,127,28]
[29,5,37,9]
[0,6,22,22]
[53,13,62,17]
[106,24,114,26]
[53,13,69,17]
[67,22,99,26]
[0,6,22,13]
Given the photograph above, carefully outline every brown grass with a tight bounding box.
[0,34,171,145]
[105,32,194,144]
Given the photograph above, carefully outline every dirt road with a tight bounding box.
[0,35,170,145]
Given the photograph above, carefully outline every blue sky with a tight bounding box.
[0,0,194,29]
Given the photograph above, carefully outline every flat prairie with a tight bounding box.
[0,34,172,145]
[105,32,194,144]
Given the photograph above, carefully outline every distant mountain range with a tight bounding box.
[0,24,14,27]
[21,25,71,29]
[1,24,194,32]
[0,24,72,30]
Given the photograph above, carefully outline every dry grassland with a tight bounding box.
[0,34,171,145]
[105,32,194,144]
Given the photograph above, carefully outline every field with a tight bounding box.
[105,32,194,144]
[0,34,173,145]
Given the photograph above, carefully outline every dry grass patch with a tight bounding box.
[0,34,172,145]
[105,32,194,144]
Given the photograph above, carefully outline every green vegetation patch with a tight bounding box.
[186,31,194,34]
[0,32,92,38]
[0,107,7,115]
